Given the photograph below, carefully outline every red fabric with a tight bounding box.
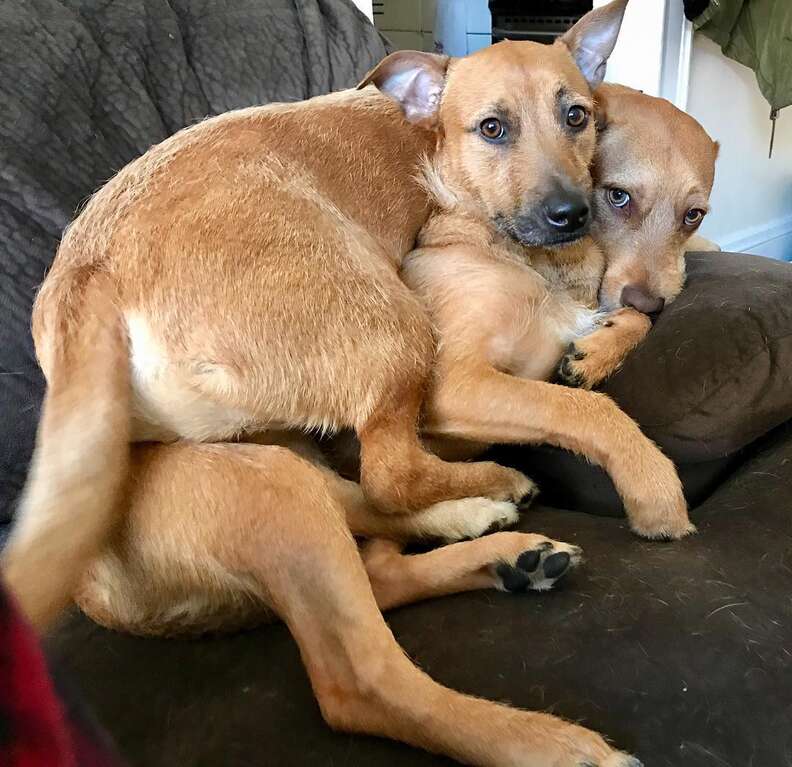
[0,586,123,767]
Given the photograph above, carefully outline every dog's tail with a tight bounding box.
[2,268,130,631]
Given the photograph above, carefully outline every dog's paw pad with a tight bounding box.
[515,549,540,571]
[494,540,581,592]
[557,344,586,388]
[542,551,571,579]
[495,562,531,591]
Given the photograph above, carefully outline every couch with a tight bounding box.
[2,1,791,765]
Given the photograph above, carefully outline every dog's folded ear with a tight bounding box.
[358,51,449,128]
[559,0,628,89]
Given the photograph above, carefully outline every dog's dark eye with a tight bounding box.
[684,208,705,226]
[607,188,630,208]
[479,117,505,141]
[566,106,588,129]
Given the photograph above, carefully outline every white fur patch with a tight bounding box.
[126,313,253,442]
[552,302,605,346]
[413,498,520,542]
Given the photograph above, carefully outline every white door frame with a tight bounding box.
[594,0,693,110]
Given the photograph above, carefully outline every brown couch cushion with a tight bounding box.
[602,251,792,462]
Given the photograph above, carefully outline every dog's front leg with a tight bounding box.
[424,366,693,540]
[556,307,651,389]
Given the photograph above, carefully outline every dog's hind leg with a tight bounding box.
[318,464,580,609]
[78,441,638,767]
[317,451,532,543]
[242,430,533,543]
[361,534,582,611]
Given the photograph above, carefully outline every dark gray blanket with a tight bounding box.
[0,0,387,520]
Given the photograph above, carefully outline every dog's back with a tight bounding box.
[2,86,441,629]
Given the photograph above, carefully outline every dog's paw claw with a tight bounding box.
[602,756,644,767]
[631,519,696,541]
[580,757,643,767]
[494,540,581,592]
[517,484,539,510]
[481,512,518,537]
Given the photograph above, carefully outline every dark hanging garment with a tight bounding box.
[693,0,792,113]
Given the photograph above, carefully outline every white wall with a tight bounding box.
[686,36,792,260]
[350,0,372,21]
[594,0,666,97]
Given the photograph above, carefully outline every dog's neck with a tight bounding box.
[525,238,604,308]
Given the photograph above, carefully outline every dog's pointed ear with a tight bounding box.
[358,51,450,127]
[559,0,628,89]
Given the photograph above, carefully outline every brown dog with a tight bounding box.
[73,73,718,767]
[402,91,716,542]
[73,72,717,623]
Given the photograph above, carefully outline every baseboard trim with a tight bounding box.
[718,213,792,260]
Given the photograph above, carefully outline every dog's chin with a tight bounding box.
[496,218,590,248]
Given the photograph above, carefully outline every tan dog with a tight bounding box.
[3,3,655,766]
[403,87,716,540]
[552,83,719,386]
[593,85,719,311]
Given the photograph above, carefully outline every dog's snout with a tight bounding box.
[543,191,589,234]
[621,285,665,316]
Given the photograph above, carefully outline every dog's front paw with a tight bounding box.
[493,536,582,592]
[556,308,652,389]
[630,509,696,541]
[557,342,590,388]
[557,336,610,390]
[624,455,695,541]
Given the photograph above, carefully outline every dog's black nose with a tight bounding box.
[543,191,589,233]
[621,285,665,316]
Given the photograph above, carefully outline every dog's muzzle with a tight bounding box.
[498,187,592,248]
